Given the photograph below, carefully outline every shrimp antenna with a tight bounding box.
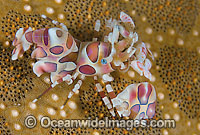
[41,14,68,31]
[32,86,53,103]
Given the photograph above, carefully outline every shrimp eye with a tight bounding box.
[56,30,63,37]
[101,59,107,64]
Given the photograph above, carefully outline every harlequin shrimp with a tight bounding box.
[11,12,156,119]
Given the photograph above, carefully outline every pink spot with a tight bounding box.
[117,40,127,51]
[25,31,33,43]
[101,42,111,57]
[138,83,152,105]
[66,34,73,49]
[130,104,140,114]
[137,61,144,70]
[147,84,152,96]
[142,47,147,56]
[129,89,137,102]
[50,46,64,55]
[59,70,72,76]
[44,62,57,72]
[100,64,113,74]
[43,28,49,46]
[86,42,99,63]
[138,84,147,104]
[79,65,96,75]
[33,29,43,44]
[59,55,71,63]
[147,102,156,118]
[123,30,130,37]
[138,84,146,99]
[31,47,47,59]
[51,70,71,83]
[33,62,57,77]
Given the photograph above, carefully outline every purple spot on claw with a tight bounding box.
[50,46,64,55]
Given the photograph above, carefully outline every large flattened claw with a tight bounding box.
[120,12,135,28]
[11,27,33,60]
[115,82,156,119]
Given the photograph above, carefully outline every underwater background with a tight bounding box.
[0,0,199,134]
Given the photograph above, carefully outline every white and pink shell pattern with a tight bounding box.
[12,26,79,83]
[10,12,157,119]
[115,82,156,119]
